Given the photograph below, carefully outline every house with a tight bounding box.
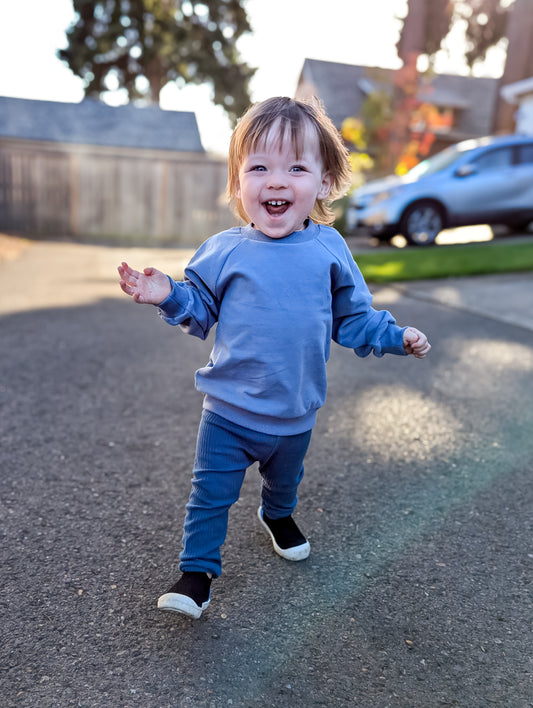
[0,97,232,245]
[295,59,500,151]
[500,77,533,135]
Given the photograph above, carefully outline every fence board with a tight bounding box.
[0,139,235,246]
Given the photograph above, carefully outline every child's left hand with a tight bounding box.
[403,327,431,359]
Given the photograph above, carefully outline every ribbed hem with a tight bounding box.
[203,396,316,436]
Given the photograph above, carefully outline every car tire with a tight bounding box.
[400,201,445,246]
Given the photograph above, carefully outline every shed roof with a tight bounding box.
[0,96,204,152]
[296,59,499,139]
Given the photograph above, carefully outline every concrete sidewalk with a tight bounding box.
[392,271,533,333]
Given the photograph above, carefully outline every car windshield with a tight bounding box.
[407,142,475,179]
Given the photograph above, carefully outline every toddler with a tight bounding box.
[118,96,430,619]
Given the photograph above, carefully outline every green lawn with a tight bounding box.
[353,240,533,283]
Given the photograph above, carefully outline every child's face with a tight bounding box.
[236,121,332,239]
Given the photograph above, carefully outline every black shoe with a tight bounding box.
[157,571,212,619]
[257,507,310,561]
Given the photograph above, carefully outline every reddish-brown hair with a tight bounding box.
[227,96,351,225]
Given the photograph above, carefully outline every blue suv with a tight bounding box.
[347,134,533,245]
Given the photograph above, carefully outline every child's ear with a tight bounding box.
[318,173,333,200]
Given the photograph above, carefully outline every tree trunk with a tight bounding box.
[146,58,164,104]
[389,0,427,170]
[397,0,428,62]
[493,0,533,133]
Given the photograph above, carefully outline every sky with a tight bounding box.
[0,0,506,154]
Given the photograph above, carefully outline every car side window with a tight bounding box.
[472,147,513,171]
[517,144,533,164]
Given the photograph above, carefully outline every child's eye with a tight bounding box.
[250,165,266,172]
[290,165,306,172]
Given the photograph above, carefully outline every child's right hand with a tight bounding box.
[117,262,172,305]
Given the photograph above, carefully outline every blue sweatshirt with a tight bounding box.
[157,220,407,435]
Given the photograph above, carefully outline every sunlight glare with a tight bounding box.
[436,225,494,245]
[327,384,460,464]
[457,339,533,373]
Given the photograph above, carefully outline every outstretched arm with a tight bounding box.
[117,262,172,305]
[403,327,431,359]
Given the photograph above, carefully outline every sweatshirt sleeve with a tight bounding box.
[156,231,240,340]
[156,276,218,340]
[330,240,407,358]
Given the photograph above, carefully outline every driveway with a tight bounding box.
[1,236,532,707]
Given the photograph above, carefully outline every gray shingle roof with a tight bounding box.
[296,60,377,130]
[0,96,204,152]
[296,59,499,139]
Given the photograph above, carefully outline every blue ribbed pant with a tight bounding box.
[179,410,312,577]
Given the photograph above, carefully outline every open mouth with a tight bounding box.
[264,200,290,216]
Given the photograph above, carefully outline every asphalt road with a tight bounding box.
[1,237,532,707]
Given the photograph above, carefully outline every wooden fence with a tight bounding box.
[0,139,234,247]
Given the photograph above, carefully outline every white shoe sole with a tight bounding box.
[257,507,310,561]
[157,592,210,619]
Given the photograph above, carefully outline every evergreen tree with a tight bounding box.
[58,0,256,124]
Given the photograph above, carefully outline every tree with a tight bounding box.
[376,0,454,174]
[387,0,533,170]
[396,0,455,64]
[58,0,256,124]
[396,0,513,77]
[343,0,531,181]
[397,0,533,134]
[458,0,511,69]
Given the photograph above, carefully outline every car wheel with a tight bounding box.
[400,201,444,246]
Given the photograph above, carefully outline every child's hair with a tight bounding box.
[227,96,352,226]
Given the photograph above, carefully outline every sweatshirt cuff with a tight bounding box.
[354,325,408,358]
[381,325,408,355]
[156,277,189,319]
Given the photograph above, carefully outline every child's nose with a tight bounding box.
[267,169,288,189]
